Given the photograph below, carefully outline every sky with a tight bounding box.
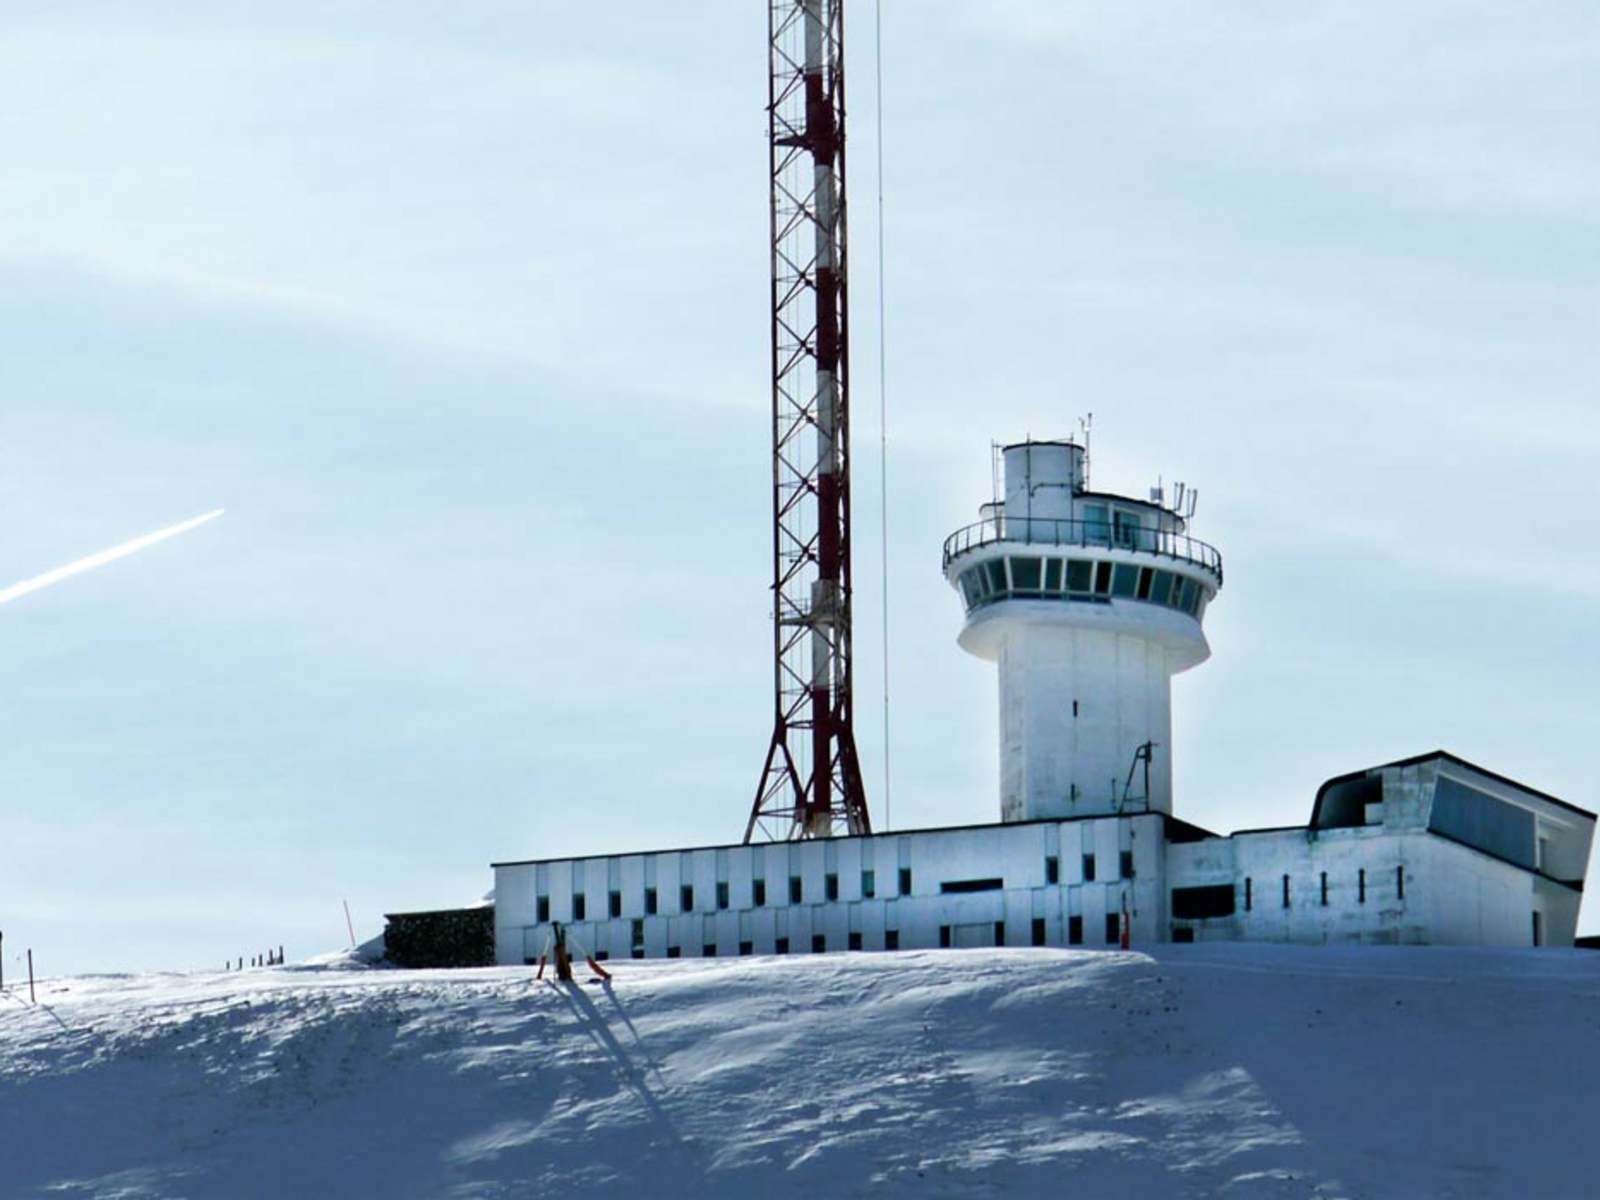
[3,2,1596,975]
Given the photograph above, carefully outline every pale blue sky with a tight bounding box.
[4,2,1596,974]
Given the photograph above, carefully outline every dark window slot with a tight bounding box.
[1171,884,1236,920]
[940,877,1004,894]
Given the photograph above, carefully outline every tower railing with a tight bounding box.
[943,516,1223,583]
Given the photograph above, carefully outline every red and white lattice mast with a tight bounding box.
[746,0,871,842]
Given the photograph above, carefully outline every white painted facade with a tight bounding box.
[489,436,1593,963]
[495,815,1168,964]
[945,439,1216,821]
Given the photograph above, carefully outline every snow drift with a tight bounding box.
[3,945,1596,1198]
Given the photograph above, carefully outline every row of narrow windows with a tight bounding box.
[627,930,903,961]
[957,555,1207,618]
[537,867,915,923]
[538,853,1137,923]
[586,914,1126,962]
[1045,851,1134,884]
[1239,866,1405,912]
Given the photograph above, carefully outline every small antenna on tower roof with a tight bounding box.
[1078,412,1093,489]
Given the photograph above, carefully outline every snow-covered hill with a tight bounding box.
[4,945,1597,1198]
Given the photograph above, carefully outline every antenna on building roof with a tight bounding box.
[1078,412,1093,489]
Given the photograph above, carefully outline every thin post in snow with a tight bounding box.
[343,900,356,949]
[27,949,35,1005]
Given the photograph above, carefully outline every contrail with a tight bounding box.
[0,509,225,607]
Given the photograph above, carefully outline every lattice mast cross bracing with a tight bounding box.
[747,0,871,843]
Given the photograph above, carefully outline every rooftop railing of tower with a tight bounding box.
[942,516,1223,584]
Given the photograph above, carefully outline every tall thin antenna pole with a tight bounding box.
[874,0,890,831]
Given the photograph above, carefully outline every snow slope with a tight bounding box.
[3,945,1597,1199]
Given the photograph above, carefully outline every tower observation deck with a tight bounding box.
[944,439,1222,823]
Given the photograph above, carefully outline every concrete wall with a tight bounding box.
[1167,826,1581,946]
[494,815,1167,965]
[997,623,1177,821]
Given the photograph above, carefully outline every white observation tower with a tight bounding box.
[943,439,1222,822]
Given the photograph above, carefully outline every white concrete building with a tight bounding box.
[492,437,1592,963]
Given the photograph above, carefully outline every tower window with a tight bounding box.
[753,878,767,906]
[1094,561,1113,595]
[1319,872,1328,906]
[899,867,913,895]
[939,925,951,948]
[609,890,622,918]
[1135,567,1154,600]
[573,893,586,921]
[739,940,753,956]
[667,946,681,959]
[644,887,658,915]
[1120,850,1135,879]
[1244,877,1252,912]
[1105,913,1121,943]
[885,929,900,950]
[1066,559,1093,593]
[1282,875,1290,908]
[848,931,863,951]
[861,869,876,898]
[775,937,789,955]
[1045,855,1059,884]
[1083,504,1110,543]
[1031,917,1047,946]
[536,895,550,923]
[1068,915,1083,945]
[1113,510,1143,549]
[1111,564,1138,597]
[959,570,983,608]
[680,884,694,912]
[631,919,644,948]
[1397,866,1405,900]
[703,943,716,958]
[1009,557,1042,590]
[1358,869,1366,904]
[789,875,803,904]
[716,881,729,910]
[825,872,839,901]
[1082,853,1096,882]
[1043,558,1063,590]
[1149,570,1175,605]
[983,559,1007,594]
[994,921,1006,946]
